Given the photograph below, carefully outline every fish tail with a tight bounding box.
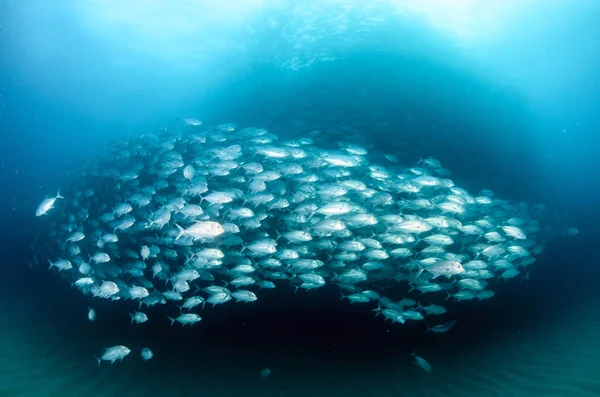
[372,303,381,317]
[175,224,185,241]
[415,266,425,279]
[167,317,175,327]
[56,189,64,199]
[95,356,101,368]
[129,313,134,324]
[47,259,54,270]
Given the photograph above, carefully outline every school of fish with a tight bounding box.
[34,119,575,368]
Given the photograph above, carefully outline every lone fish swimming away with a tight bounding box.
[410,351,432,373]
[36,189,64,216]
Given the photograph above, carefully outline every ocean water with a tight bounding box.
[1,1,600,396]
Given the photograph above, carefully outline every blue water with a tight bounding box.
[1,1,600,396]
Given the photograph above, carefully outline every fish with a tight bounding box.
[179,296,205,311]
[48,259,72,271]
[96,345,131,367]
[410,351,432,373]
[427,320,457,333]
[500,225,527,240]
[167,313,202,327]
[231,290,258,302]
[260,368,271,379]
[88,308,96,322]
[130,311,149,324]
[140,347,154,361]
[421,261,465,279]
[175,222,225,241]
[422,304,446,315]
[36,189,64,216]
[178,117,202,126]
[24,120,568,364]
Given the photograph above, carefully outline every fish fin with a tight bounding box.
[56,189,64,199]
[48,259,54,269]
[129,313,134,324]
[175,224,185,241]
[415,267,425,279]
[372,303,381,317]
[95,357,101,367]
[167,317,175,327]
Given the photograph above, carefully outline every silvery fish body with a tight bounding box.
[36,189,64,216]
[130,311,148,324]
[175,222,224,240]
[88,308,96,322]
[97,345,131,366]
[410,352,432,373]
[168,313,202,327]
[141,348,154,361]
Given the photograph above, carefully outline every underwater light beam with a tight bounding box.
[72,0,267,57]
[391,0,541,46]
